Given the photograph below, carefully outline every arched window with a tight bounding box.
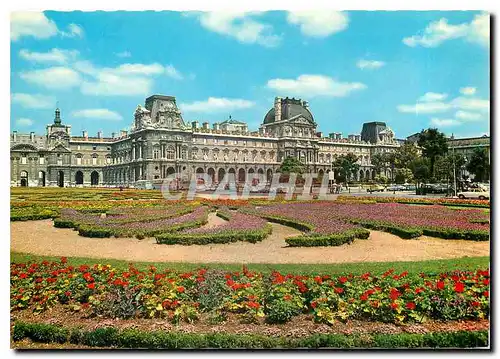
[92,153,98,165]
[181,147,187,159]
[153,147,159,159]
[76,154,83,166]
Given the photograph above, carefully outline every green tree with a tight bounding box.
[394,142,420,169]
[434,153,467,183]
[394,168,414,184]
[417,128,448,176]
[410,157,430,191]
[370,153,388,176]
[333,153,360,182]
[466,148,490,182]
[278,156,305,175]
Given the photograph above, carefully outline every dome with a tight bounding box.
[263,99,315,125]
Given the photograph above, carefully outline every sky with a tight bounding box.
[10,10,490,139]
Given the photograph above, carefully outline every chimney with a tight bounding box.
[328,133,335,139]
[316,131,323,138]
[83,130,88,139]
[120,130,128,137]
[348,134,355,141]
[13,131,17,142]
[213,123,220,131]
[302,100,309,109]
[97,131,102,139]
[111,132,115,138]
[191,121,199,129]
[202,122,209,130]
[336,133,342,140]
[274,97,282,122]
[30,132,35,142]
[355,135,361,142]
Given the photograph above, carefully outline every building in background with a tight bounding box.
[11,94,402,187]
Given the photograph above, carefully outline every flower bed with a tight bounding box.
[54,205,209,239]
[337,196,490,208]
[243,201,489,244]
[155,210,272,245]
[10,259,490,326]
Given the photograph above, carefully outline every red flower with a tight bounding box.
[390,302,399,310]
[406,302,416,310]
[87,283,95,290]
[334,287,344,294]
[226,279,235,287]
[60,257,67,264]
[19,273,27,279]
[247,301,260,309]
[338,276,348,284]
[81,303,90,309]
[360,294,368,301]
[284,294,292,301]
[454,282,465,293]
[311,301,317,309]
[415,287,425,294]
[314,276,323,284]
[483,291,489,298]
[483,279,490,286]
[436,281,445,290]
[177,286,185,293]
[389,288,400,300]
[471,301,480,307]
[371,300,380,308]
[65,291,71,297]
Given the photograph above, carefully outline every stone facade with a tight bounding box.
[11,94,402,187]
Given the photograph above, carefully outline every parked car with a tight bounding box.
[387,184,406,191]
[403,184,416,191]
[457,188,490,200]
[367,184,385,193]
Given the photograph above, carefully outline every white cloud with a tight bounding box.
[19,48,79,64]
[450,96,490,112]
[459,87,477,96]
[11,93,55,109]
[16,118,34,126]
[398,102,451,114]
[72,109,123,121]
[266,74,366,98]
[180,97,255,113]
[455,110,482,121]
[287,11,348,37]
[403,13,489,48]
[11,12,58,41]
[81,74,153,97]
[60,23,84,38]
[430,118,460,127]
[356,59,385,70]
[418,92,448,102]
[165,65,184,80]
[196,12,281,47]
[116,51,131,58]
[11,12,84,41]
[112,63,166,76]
[20,66,82,89]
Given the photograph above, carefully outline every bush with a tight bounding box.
[285,228,370,247]
[12,322,489,349]
[77,225,113,238]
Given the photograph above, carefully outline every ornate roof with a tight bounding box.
[263,98,314,125]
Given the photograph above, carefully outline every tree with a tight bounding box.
[333,153,360,182]
[434,153,467,183]
[394,168,414,184]
[466,148,490,182]
[370,153,388,176]
[394,142,419,169]
[278,156,305,175]
[417,128,448,176]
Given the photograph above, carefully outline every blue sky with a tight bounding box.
[10,10,490,139]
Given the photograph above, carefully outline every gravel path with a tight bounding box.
[10,219,489,264]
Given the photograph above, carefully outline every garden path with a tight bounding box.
[11,220,489,264]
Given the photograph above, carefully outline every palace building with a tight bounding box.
[10,94,402,187]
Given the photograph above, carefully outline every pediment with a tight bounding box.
[11,143,39,152]
[51,144,72,153]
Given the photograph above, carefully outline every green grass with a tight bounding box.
[11,251,489,275]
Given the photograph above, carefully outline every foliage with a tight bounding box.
[12,321,489,348]
[278,156,305,175]
[466,148,490,182]
[394,142,420,169]
[417,128,449,176]
[332,153,360,182]
[394,168,414,184]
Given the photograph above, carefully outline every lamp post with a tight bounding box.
[452,134,457,197]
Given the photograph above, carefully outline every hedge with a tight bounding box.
[245,213,315,232]
[349,219,423,239]
[12,322,489,349]
[155,224,273,245]
[285,228,370,247]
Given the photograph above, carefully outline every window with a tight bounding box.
[153,149,159,159]
[92,154,97,165]
[181,148,187,159]
[21,154,27,165]
[234,140,237,145]
[167,146,175,160]
[214,139,218,144]
[76,154,82,165]
[106,156,111,164]
[57,154,62,166]
[39,155,45,165]
[107,147,111,151]
[93,146,97,150]
[224,140,228,145]
[77,145,80,150]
